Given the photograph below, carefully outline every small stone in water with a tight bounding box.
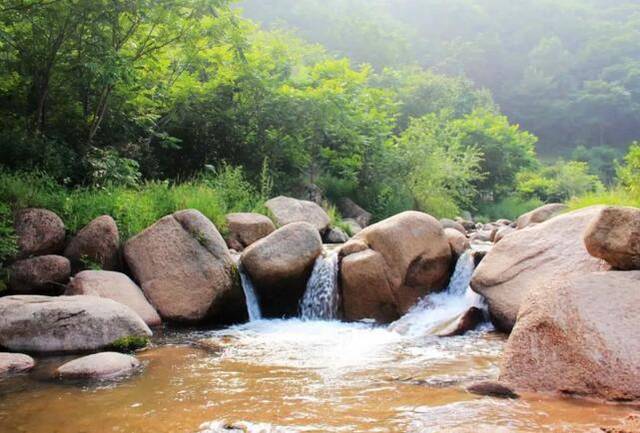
[467,381,519,399]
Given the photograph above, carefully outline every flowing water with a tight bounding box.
[239,266,262,322]
[0,252,635,433]
[390,251,486,337]
[0,320,634,433]
[299,252,340,320]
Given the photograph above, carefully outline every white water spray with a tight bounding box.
[390,251,486,337]
[239,266,262,322]
[299,252,340,320]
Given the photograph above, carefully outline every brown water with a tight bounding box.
[0,319,635,433]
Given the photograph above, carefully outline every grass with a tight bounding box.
[0,167,266,240]
[476,196,544,222]
[567,188,640,210]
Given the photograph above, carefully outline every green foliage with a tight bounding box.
[477,196,543,222]
[109,336,150,352]
[241,0,640,155]
[572,145,623,185]
[394,113,484,218]
[0,202,18,292]
[86,148,141,189]
[517,160,604,202]
[567,188,640,211]
[616,142,640,196]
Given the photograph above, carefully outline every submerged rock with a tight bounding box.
[241,222,322,317]
[500,271,640,401]
[124,210,243,323]
[64,215,120,272]
[0,295,151,353]
[66,270,161,326]
[471,207,609,331]
[56,352,140,380]
[466,381,519,399]
[583,206,640,270]
[265,196,330,233]
[14,208,65,258]
[0,353,35,376]
[516,203,567,229]
[436,306,484,337]
[602,414,640,433]
[225,212,276,250]
[8,255,70,294]
[341,211,452,323]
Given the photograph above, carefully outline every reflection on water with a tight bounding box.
[0,319,633,433]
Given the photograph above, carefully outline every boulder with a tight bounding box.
[494,226,516,243]
[466,381,519,399]
[444,228,470,257]
[265,196,330,233]
[241,222,322,317]
[338,198,372,228]
[583,206,640,270]
[339,239,368,257]
[500,271,640,401]
[56,352,140,380]
[66,270,161,327]
[455,217,476,231]
[342,218,363,235]
[124,210,243,323]
[341,211,452,323]
[14,208,65,258]
[323,227,349,243]
[0,353,35,375]
[516,203,567,229]
[0,295,151,353]
[471,206,609,331]
[440,218,467,235]
[8,255,70,294]
[64,215,119,271]
[341,250,398,323]
[225,212,276,250]
[469,229,494,243]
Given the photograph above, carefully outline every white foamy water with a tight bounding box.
[389,251,487,338]
[299,252,340,320]
[239,266,262,321]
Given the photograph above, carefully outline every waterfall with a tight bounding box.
[299,252,340,320]
[239,266,262,322]
[389,251,486,337]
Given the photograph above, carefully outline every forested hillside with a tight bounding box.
[0,0,638,231]
[239,0,640,156]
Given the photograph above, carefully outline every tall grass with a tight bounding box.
[0,166,265,240]
[567,188,640,211]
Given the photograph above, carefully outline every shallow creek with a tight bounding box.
[0,319,634,433]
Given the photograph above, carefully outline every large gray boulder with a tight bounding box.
[8,255,70,294]
[583,206,640,270]
[0,353,35,376]
[64,215,120,272]
[225,212,275,250]
[56,352,141,380]
[516,203,567,229]
[14,208,65,258]
[471,206,609,331]
[241,222,322,317]
[265,196,330,233]
[124,210,243,323]
[338,198,372,228]
[341,211,452,323]
[501,271,640,401]
[66,270,161,326]
[0,295,151,353]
